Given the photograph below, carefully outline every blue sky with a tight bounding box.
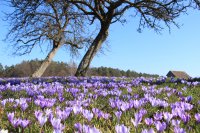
[0,3,200,77]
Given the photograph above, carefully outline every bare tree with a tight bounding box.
[4,0,91,77]
[194,0,200,8]
[67,0,194,76]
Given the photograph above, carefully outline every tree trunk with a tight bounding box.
[31,44,61,77]
[75,26,109,76]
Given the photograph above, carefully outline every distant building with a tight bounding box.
[166,71,191,79]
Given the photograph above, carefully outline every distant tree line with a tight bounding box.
[0,59,158,78]
[89,67,158,78]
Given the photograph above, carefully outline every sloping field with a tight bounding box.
[0,76,200,133]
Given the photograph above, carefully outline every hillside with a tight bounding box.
[0,59,159,77]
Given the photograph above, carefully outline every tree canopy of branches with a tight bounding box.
[66,0,196,76]
[194,0,200,8]
[5,0,91,77]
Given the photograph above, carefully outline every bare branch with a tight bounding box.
[4,0,93,56]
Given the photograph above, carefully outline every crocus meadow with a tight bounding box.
[0,76,200,133]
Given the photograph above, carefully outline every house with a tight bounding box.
[166,71,191,79]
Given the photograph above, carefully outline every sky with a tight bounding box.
[0,2,200,77]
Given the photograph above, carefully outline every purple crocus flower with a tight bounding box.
[83,124,101,133]
[35,110,47,126]
[139,109,147,116]
[171,107,184,117]
[53,129,63,133]
[51,117,65,132]
[7,113,21,128]
[155,121,166,132]
[21,103,28,111]
[120,102,129,111]
[131,112,142,127]
[195,113,200,123]
[65,107,72,113]
[181,102,193,111]
[74,123,82,132]
[133,100,142,109]
[141,128,155,133]
[74,123,101,133]
[115,99,122,110]
[174,127,186,133]
[186,96,192,103]
[88,127,101,133]
[109,98,116,108]
[72,105,82,114]
[192,81,199,86]
[97,111,104,118]
[35,110,42,118]
[150,98,159,107]
[134,94,139,99]
[127,87,132,93]
[101,112,110,120]
[63,108,71,120]
[177,92,182,97]
[145,118,154,126]
[58,96,65,102]
[8,98,14,103]
[115,124,130,133]
[167,92,172,97]
[163,112,173,123]
[55,109,64,119]
[34,98,56,108]
[82,109,93,121]
[11,118,21,128]
[92,108,100,117]
[179,113,190,123]
[55,107,70,120]
[154,112,163,121]
[38,115,48,126]
[7,112,15,122]
[20,119,30,128]
[171,119,181,127]
[182,87,187,91]
[115,111,122,121]
[1,99,7,107]
[45,108,52,117]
